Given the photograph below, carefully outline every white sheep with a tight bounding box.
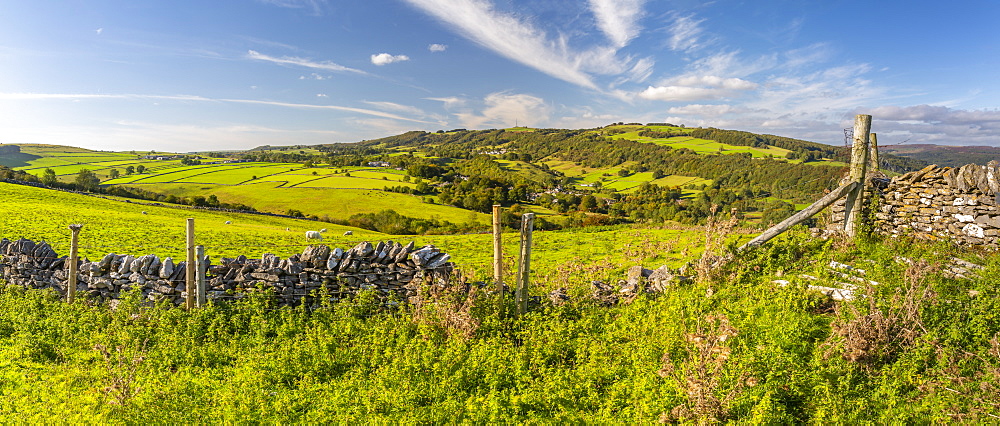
[305,230,324,241]
[141,211,147,215]
[343,230,353,236]
[225,221,232,224]
[320,228,327,233]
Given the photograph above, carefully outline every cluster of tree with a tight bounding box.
[785,149,820,162]
[689,128,843,159]
[637,129,687,138]
[327,209,478,235]
[180,156,202,166]
[534,192,601,214]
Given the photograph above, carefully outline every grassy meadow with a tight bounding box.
[6,144,479,223]
[0,182,705,276]
[1,184,998,422]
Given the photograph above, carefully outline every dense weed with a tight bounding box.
[0,229,999,422]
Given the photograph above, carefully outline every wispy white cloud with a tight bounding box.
[247,50,366,74]
[667,104,750,116]
[0,92,436,124]
[364,101,426,116]
[257,0,327,15]
[370,53,410,66]
[316,93,327,97]
[859,105,1000,145]
[588,0,645,48]
[674,75,757,91]
[638,86,731,102]
[426,96,466,109]
[453,92,550,128]
[402,0,603,89]
[95,28,103,35]
[429,43,448,52]
[639,75,757,102]
[666,14,708,52]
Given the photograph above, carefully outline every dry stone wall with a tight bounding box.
[830,162,1000,249]
[0,238,454,306]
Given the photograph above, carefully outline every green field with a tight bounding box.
[0,181,708,276]
[543,160,711,193]
[12,145,166,177]
[121,182,486,224]
[0,182,386,261]
[1,179,996,423]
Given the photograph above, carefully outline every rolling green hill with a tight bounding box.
[3,123,928,234]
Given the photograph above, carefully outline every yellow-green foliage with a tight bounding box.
[0,226,996,422]
[122,182,484,224]
[0,182,385,260]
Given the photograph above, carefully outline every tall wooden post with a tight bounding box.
[195,245,207,308]
[492,204,504,316]
[186,218,195,310]
[67,224,83,304]
[516,213,534,316]
[843,114,872,237]
[868,133,879,171]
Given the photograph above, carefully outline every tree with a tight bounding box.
[580,195,598,212]
[136,165,146,174]
[108,169,120,179]
[74,169,100,191]
[41,168,57,186]
[125,166,135,175]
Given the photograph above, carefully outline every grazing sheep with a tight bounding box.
[225,221,232,224]
[141,211,147,215]
[305,230,324,241]
[286,227,290,232]
[320,228,327,233]
[343,230,353,236]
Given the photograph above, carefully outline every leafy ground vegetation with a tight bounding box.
[1,226,998,422]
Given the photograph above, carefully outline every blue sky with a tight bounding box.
[1,0,998,152]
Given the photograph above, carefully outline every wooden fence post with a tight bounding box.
[516,213,534,316]
[868,133,879,172]
[843,114,872,237]
[67,224,83,304]
[739,182,858,250]
[195,245,207,308]
[492,204,504,317]
[186,218,195,310]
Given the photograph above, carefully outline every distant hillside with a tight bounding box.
[882,144,1000,167]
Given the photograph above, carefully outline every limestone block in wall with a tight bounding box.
[963,223,986,239]
[954,214,975,223]
[159,257,174,278]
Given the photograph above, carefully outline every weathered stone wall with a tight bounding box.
[830,163,1000,248]
[0,238,454,306]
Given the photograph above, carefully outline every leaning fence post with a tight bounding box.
[516,213,534,316]
[844,114,872,238]
[492,204,504,317]
[868,132,879,172]
[67,224,83,304]
[186,218,195,310]
[195,245,207,308]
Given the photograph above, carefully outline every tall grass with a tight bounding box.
[0,230,998,422]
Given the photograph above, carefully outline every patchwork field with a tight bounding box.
[120,182,486,224]
[0,181,711,277]
[543,160,712,193]
[0,182,385,261]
